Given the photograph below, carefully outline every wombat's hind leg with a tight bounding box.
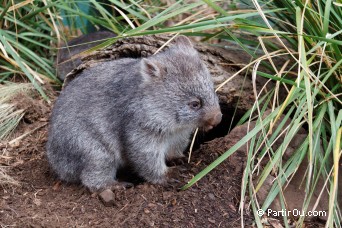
[80,159,119,192]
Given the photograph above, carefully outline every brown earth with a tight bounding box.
[0,94,254,227]
[1,93,328,228]
[0,90,326,228]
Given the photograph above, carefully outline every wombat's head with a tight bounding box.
[140,36,222,132]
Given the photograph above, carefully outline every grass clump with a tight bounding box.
[0,83,33,141]
[0,166,19,188]
[182,0,341,226]
[0,0,62,100]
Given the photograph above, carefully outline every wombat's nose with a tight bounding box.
[203,110,222,131]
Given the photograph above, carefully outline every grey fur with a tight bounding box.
[46,36,222,191]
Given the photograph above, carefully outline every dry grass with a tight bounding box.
[0,83,34,188]
[0,165,19,188]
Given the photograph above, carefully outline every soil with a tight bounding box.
[0,94,253,227]
[0,92,327,228]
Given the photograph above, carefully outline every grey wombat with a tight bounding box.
[47,36,222,191]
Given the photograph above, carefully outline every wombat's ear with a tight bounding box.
[173,36,197,55]
[174,35,193,48]
[141,58,166,82]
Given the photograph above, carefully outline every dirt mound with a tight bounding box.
[1,95,328,227]
[1,95,254,227]
[10,91,51,124]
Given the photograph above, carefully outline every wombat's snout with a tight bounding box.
[202,109,222,131]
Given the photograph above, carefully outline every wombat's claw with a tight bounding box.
[167,166,181,178]
[161,178,181,190]
[167,158,186,166]
[110,181,134,191]
[167,166,179,172]
[169,178,180,184]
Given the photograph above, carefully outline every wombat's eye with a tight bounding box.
[188,99,202,110]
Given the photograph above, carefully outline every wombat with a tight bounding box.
[46,36,222,192]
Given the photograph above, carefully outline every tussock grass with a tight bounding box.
[0,83,33,103]
[0,165,19,188]
[0,0,61,100]
[180,0,341,226]
[0,83,32,141]
[0,103,24,141]
[0,83,33,188]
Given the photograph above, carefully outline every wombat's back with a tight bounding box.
[47,58,140,183]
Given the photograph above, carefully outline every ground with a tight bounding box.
[0,94,254,227]
[0,91,327,228]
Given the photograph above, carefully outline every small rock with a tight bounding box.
[147,203,157,208]
[208,193,215,200]
[171,198,177,206]
[33,198,41,206]
[98,189,115,207]
[144,208,151,214]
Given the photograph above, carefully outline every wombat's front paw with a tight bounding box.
[149,176,168,186]
[109,181,134,191]
[166,157,186,166]
[157,177,181,191]
[149,168,181,188]
[167,166,181,178]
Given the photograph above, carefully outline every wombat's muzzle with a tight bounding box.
[202,109,222,131]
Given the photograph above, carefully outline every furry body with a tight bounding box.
[46,36,222,190]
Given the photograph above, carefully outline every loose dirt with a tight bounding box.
[1,94,253,227]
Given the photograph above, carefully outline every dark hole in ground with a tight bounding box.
[192,103,245,150]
